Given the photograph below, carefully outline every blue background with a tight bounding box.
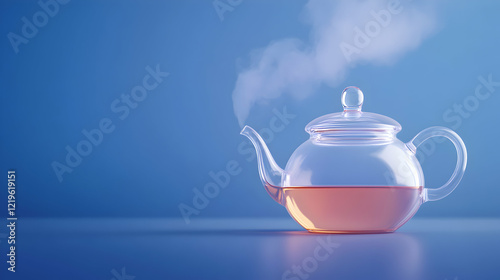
[1,0,499,221]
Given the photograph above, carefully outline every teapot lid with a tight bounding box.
[305,86,401,136]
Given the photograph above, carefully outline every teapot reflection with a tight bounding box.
[279,232,423,280]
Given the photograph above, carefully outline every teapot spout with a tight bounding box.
[240,125,285,205]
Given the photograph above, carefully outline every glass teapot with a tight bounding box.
[241,87,467,233]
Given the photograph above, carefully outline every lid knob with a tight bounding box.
[341,86,364,112]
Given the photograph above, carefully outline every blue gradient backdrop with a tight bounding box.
[1,0,499,220]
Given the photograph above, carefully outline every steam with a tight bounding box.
[232,0,437,127]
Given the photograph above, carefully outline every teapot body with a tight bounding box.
[284,138,423,187]
[281,138,425,233]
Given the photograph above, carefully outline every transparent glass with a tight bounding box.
[241,87,467,233]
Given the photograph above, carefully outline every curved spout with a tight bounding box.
[240,125,285,204]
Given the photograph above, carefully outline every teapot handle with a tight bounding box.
[406,126,467,202]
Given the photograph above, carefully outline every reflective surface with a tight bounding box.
[2,218,499,279]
